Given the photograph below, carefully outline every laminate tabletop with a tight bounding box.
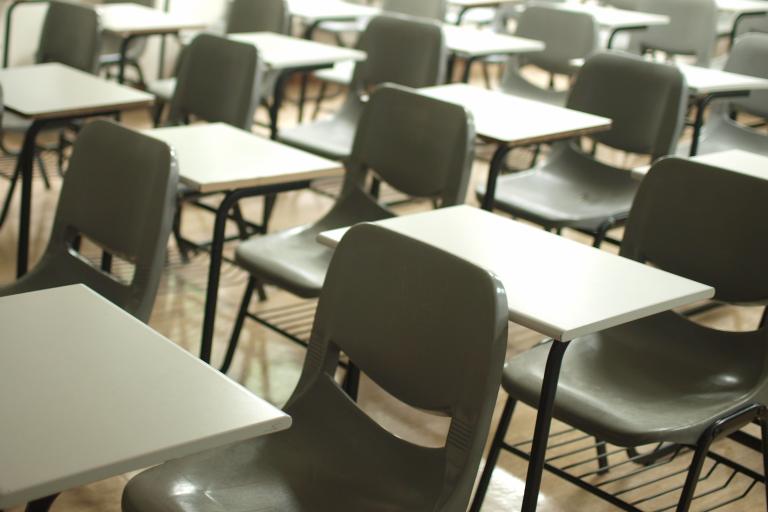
[551,3,670,29]
[716,0,768,14]
[146,123,343,194]
[633,149,768,179]
[443,25,544,57]
[318,206,714,342]
[0,63,154,120]
[229,32,367,71]
[97,2,207,37]
[0,285,291,509]
[679,63,768,95]
[286,0,380,22]
[420,83,611,145]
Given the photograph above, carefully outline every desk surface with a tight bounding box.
[229,32,366,70]
[716,0,768,13]
[551,3,670,29]
[679,63,768,94]
[287,0,380,21]
[0,63,153,120]
[633,149,768,179]
[444,25,544,57]
[147,123,342,194]
[420,83,611,145]
[319,206,714,341]
[0,285,291,509]
[98,3,207,37]
[448,0,508,7]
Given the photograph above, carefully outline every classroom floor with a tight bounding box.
[1,65,766,512]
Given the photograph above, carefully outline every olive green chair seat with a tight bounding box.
[123,223,509,512]
[505,312,766,448]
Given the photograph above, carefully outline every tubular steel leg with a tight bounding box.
[521,340,571,512]
[117,36,136,85]
[689,96,710,157]
[220,276,256,373]
[0,166,20,228]
[761,415,768,508]
[16,120,45,277]
[25,494,58,512]
[462,56,480,83]
[482,145,513,211]
[676,440,711,511]
[342,361,360,401]
[269,73,289,140]
[470,396,518,512]
[595,438,610,475]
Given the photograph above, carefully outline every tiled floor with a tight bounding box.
[1,65,766,512]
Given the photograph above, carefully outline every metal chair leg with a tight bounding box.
[470,396,517,512]
[312,81,328,120]
[342,361,360,401]
[595,438,610,475]
[0,166,20,228]
[761,415,768,508]
[262,194,277,233]
[676,439,711,511]
[35,152,50,190]
[172,200,190,263]
[220,276,256,374]
[25,494,58,512]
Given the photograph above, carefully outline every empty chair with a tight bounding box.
[123,222,508,512]
[147,0,288,126]
[383,0,448,20]
[0,120,178,323]
[630,0,717,67]
[691,33,768,156]
[499,5,599,106]
[221,84,474,372]
[471,157,768,511]
[479,52,687,247]
[294,14,446,160]
[164,33,264,256]
[1,0,102,196]
[99,0,155,86]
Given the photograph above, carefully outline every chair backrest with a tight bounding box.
[292,223,508,510]
[225,0,290,34]
[344,84,475,206]
[24,120,178,322]
[168,33,261,130]
[37,1,101,73]
[567,52,687,159]
[622,158,768,304]
[351,15,447,92]
[510,5,598,76]
[723,33,768,119]
[382,0,447,21]
[631,0,717,67]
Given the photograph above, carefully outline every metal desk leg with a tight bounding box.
[481,144,512,211]
[455,7,470,25]
[16,120,45,278]
[117,35,138,85]
[269,72,289,140]
[689,95,711,157]
[521,340,571,512]
[461,55,479,84]
[25,494,58,512]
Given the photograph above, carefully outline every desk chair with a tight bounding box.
[164,33,265,260]
[281,14,446,161]
[630,0,717,67]
[479,51,687,248]
[498,5,599,106]
[471,157,768,512]
[123,222,508,512]
[221,84,474,376]
[690,33,768,156]
[147,0,289,127]
[311,8,446,121]
[99,0,154,86]
[0,1,101,213]
[0,120,178,323]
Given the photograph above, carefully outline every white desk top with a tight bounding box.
[229,32,366,71]
[716,0,768,14]
[0,285,291,509]
[551,3,670,29]
[287,0,380,22]
[98,3,207,37]
[420,83,611,144]
[0,63,154,120]
[147,123,343,194]
[679,63,768,95]
[444,25,545,57]
[318,206,714,341]
[633,149,768,179]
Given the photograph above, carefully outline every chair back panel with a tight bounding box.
[724,33,768,119]
[622,158,768,304]
[382,0,447,20]
[169,34,260,130]
[347,84,474,206]
[226,0,290,34]
[567,52,687,159]
[38,1,101,73]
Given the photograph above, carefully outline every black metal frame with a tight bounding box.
[729,11,768,49]
[689,90,754,156]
